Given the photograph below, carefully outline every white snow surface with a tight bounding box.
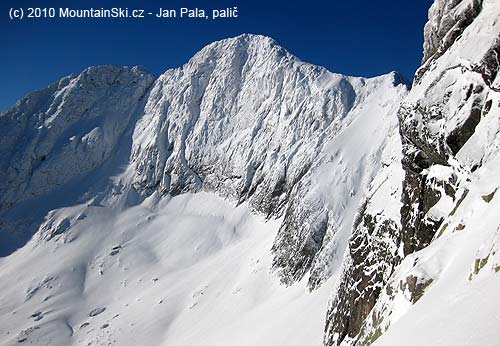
[1,3,499,342]
[0,193,335,346]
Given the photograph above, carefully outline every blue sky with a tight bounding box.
[1,0,434,111]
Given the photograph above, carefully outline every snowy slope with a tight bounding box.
[0,66,154,209]
[369,166,500,346]
[0,66,155,250]
[324,123,405,345]
[0,193,335,346]
[324,0,500,345]
[0,35,408,346]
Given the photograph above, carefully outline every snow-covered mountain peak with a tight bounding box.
[188,34,281,60]
[168,34,293,83]
[0,32,412,346]
[0,65,155,224]
[167,34,408,96]
[0,32,408,285]
[125,36,409,287]
[2,1,500,345]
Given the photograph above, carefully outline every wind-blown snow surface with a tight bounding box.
[0,193,335,346]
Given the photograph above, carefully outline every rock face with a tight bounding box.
[399,0,499,260]
[324,0,500,345]
[417,0,482,81]
[422,0,482,60]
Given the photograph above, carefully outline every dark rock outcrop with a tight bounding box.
[324,211,401,345]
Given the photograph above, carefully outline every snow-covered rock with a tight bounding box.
[400,0,500,262]
[2,0,499,342]
[421,0,482,66]
[0,65,154,219]
[324,1,500,345]
[324,124,405,345]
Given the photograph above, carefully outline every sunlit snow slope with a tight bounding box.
[0,193,335,346]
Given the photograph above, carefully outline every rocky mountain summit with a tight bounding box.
[1,1,499,345]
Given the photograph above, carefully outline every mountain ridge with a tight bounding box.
[1,33,410,117]
[0,32,409,346]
